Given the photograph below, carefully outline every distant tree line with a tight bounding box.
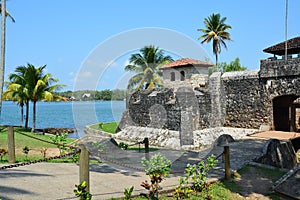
[55,89,126,101]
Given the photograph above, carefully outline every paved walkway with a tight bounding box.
[0,136,266,200]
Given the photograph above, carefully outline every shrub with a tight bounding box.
[74,181,92,200]
[141,153,172,200]
[0,148,8,161]
[174,155,218,199]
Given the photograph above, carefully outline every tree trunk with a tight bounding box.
[20,104,24,127]
[25,101,29,129]
[31,101,36,132]
[215,53,218,69]
[0,0,7,116]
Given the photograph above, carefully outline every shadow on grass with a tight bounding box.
[222,164,294,200]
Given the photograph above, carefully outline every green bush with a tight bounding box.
[141,153,172,200]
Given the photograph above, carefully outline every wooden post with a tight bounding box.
[79,145,90,192]
[224,146,231,180]
[7,126,16,163]
[144,137,149,160]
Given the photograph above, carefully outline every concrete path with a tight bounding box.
[0,137,266,200]
[0,162,181,200]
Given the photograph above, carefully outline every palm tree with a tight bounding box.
[24,64,65,132]
[0,0,15,116]
[198,13,232,67]
[3,66,30,127]
[125,45,173,90]
[3,64,65,131]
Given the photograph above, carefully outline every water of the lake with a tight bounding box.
[0,100,126,138]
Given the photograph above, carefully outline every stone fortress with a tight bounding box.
[116,36,300,150]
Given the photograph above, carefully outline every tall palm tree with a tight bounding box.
[24,64,65,132]
[198,13,232,67]
[3,64,65,131]
[0,0,15,116]
[125,45,173,90]
[3,66,30,127]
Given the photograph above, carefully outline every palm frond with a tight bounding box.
[125,45,173,90]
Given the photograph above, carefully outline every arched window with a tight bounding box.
[170,72,175,81]
[180,71,185,81]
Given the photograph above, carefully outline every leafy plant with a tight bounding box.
[98,122,103,130]
[74,181,92,200]
[124,186,134,200]
[118,142,128,150]
[141,153,172,200]
[174,155,217,199]
[22,146,30,160]
[51,132,68,155]
[173,176,193,199]
[0,148,8,161]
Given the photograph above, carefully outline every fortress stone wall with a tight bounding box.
[118,57,300,146]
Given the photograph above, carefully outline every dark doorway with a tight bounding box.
[273,95,299,131]
[180,71,185,81]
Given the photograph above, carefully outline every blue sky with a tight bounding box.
[4,0,299,91]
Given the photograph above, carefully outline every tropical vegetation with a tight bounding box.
[125,45,173,90]
[209,57,247,74]
[198,13,232,67]
[3,63,65,131]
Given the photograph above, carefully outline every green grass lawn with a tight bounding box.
[0,127,75,163]
[90,122,118,133]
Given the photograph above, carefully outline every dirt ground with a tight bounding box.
[14,147,61,158]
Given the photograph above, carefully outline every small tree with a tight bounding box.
[141,153,172,200]
[22,146,30,160]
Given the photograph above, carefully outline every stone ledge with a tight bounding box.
[113,126,258,150]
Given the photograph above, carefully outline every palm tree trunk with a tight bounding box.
[31,101,36,132]
[215,53,218,69]
[0,0,6,116]
[25,101,29,129]
[20,104,24,127]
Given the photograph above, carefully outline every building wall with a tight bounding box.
[221,70,269,129]
[260,57,300,78]
[120,58,300,134]
[162,65,209,89]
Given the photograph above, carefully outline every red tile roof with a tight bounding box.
[160,58,213,69]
